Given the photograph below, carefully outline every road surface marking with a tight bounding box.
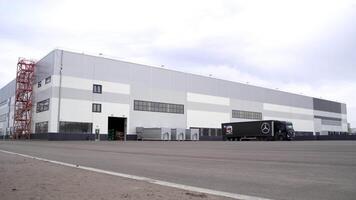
[0,149,273,200]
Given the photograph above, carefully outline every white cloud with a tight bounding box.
[0,0,355,126]
[0,39,48,87]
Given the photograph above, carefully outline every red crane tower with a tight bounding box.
[13,58,35,139]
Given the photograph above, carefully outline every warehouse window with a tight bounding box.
[93,84,102,94]
[92,103,102,113]
[202,128,209,136]
[314,116,342,126]
[134,100,184,114]
[36,99,50,113]
[328,131,340,136]
[38,81,42,88]
[232,110,262,120]
[321,119,342,126]
[210,129,216,136]
[35,121,48,133]
[59,121,93,133]
[45,76,51,84]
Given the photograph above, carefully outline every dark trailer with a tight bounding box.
[222,120,295,141]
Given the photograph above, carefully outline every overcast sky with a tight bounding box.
[0,0,355,126]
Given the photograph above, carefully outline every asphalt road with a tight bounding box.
[0,140,355,200]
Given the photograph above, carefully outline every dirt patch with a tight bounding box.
[186,192,208,198]
[0,152,232,200]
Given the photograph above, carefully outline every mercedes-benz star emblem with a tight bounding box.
[261,122,270,134]
[226,126,233,134]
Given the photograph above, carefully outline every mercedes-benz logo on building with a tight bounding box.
[261,122,270,134]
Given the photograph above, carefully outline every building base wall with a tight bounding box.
[29,133,134,141]
[9,133,356,141]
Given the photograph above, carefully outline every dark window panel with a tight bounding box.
[36,99,50,113]
[133,100,184,114]
[35,121,48,133]
[59,121,93,133]
[93,84,102,94]
[92,103,102,112]
[232,110,262,120]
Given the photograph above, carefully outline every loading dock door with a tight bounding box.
[108,117,127,141]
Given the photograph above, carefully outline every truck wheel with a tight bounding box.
[278,135,284,141]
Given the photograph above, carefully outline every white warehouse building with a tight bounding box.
[0,49,348,139]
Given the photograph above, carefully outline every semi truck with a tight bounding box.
[222,120,295,141]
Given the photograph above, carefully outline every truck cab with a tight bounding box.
[274,121,295,140]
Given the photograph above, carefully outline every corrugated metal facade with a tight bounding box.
[0,49,348,137]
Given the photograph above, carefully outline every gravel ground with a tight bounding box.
[0,152,232,200]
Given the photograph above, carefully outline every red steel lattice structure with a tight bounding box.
[13,58,35,139]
